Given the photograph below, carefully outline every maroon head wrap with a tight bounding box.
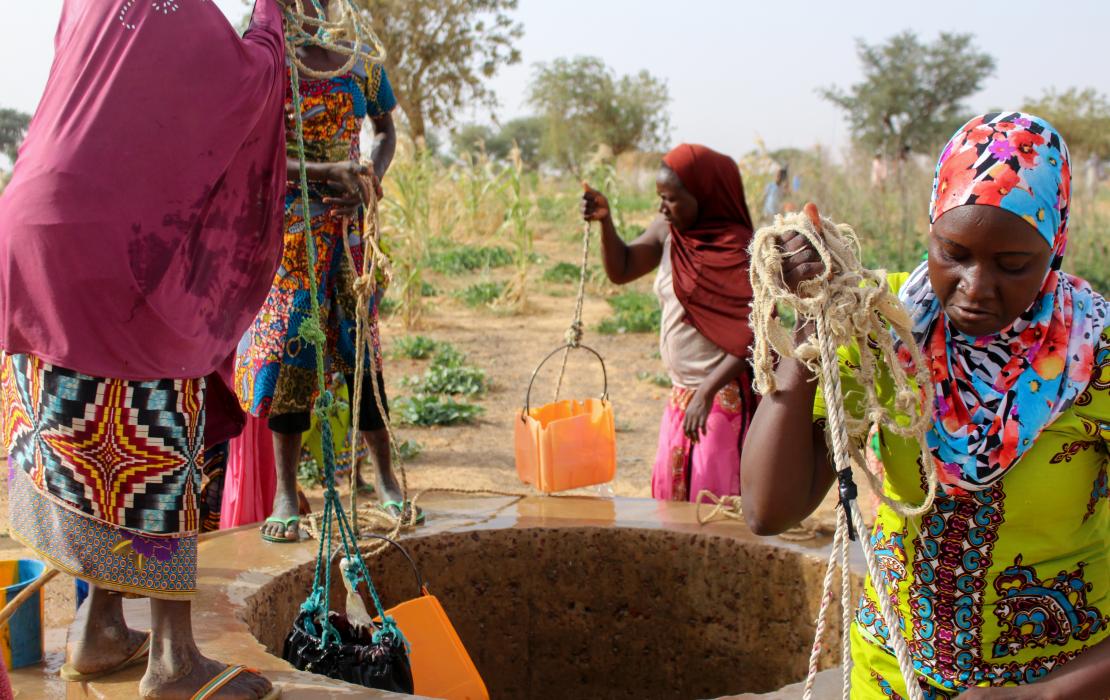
[661,144,755,358]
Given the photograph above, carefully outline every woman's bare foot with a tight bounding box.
[65,585,149,676]
[142,598,273,699]
[141,651,272,699]
[362,428,402,504]
[263,429,304,542]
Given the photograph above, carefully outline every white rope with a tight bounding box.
[751,206,939,700]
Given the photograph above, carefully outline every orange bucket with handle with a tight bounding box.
[365,535,488,700]
[514,344,617,493]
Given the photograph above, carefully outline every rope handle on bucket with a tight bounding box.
[522,343,610,418]
[332,533,425,604]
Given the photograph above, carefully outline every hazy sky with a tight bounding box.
[4,0,1108,159]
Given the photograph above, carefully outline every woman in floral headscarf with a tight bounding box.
[742,112,1110,698]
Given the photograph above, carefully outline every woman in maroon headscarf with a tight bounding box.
[582,144,758,501]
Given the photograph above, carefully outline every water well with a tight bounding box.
[12,495,858,699]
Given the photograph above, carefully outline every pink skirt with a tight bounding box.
[650,376,758,502]
[219,414,277,529]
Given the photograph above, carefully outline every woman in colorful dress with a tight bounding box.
[581,144,759,501]
[0,1,288,697]
[742,113,1110,697]
[236,0,401,543]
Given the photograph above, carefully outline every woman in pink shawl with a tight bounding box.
[0,1,288,697]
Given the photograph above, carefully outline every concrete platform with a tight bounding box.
[9,494,861,699]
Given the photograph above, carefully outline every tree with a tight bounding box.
[1023,87,1110,158]
[0,109,31,163]
[527,56,671,171]
[491,116,543,167]
[451,123,496,159]
[821,32,995,157]
[358,0,522,144]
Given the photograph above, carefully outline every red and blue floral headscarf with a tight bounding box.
[898,112,1108,494]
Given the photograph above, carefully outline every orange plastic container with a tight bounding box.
[514,345,617,493]
[368,535,489,700]
[387,588,488,700]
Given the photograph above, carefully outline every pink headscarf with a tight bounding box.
[0,0,287,441]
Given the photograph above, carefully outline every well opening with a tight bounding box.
[244,527,843,699]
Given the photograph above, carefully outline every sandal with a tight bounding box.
[192,665,281,700]
[379,500,425,526]
[260,516,301,543]
[59,632,151,682]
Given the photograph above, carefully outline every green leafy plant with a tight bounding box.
[391,335,442,360]
[596,290,661,334]
[396,439,424,461]
[426,243,514,275]
[404,364,487,397]
[396,396,484,426]
[497,145,536,311]
[455,281,505,308]
[543,261,599,284]
[636,370,672,388]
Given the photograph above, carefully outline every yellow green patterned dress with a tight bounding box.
[815,275,1110,698]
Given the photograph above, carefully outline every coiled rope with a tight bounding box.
[749,203,939,700]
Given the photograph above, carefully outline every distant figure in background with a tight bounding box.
[1087,152,1104,201]
[762,166,789,220]
[582,144,760,502]
[870,150,888,188]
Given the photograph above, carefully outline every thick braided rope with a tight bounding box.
[283,0,387,80]
[286,7,402,644]
[750,211,938,518]
[553,221,592,403]
[750,209,938,700]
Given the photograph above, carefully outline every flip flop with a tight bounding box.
[380,500,425,526]
[192,665,281,700]
[260,516,301,543]
[59,631,151,682]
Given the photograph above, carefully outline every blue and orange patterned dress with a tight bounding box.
[236,59,396,420]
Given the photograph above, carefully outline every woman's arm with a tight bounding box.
[683,353,746,441]
[741,205,837,536]
[581,185,665,284]
[367,112,396,183]
[740,333,836,535]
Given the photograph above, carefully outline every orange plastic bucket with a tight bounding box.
[514,344,617,493]
[366,536,488,700]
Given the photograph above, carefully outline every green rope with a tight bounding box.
[284,1,402,650]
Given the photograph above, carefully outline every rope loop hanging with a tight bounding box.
[749,203,941,700]
[284,0,405,649]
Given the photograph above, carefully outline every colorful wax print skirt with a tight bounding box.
[235,197,382,420]
[3,353,203,599]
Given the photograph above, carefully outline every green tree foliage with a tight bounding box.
[527,56,671,170]
[1023,87,1110,158]
[358,0,523,143]
[0,108,31,163]
[821,32,995,157]
[451,116,543,166]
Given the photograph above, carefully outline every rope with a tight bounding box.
[695,490,817,540]
[553,221,592,403]
[283,0,386,80]
[284,0,402,648]
[749,204,939,700]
